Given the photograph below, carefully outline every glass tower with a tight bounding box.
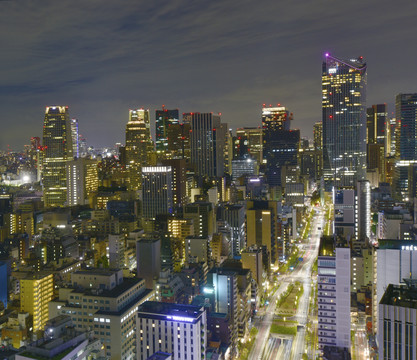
[322,54,367,188]
[125,109,153,190]
[393,93,417,200]
[155,107,179,159]
[262,105,299,186]
[42,106,73,207]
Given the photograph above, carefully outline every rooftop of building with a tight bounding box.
[45,315,71,328]
[377,239,417,250]
[72,268,121,277]
[322,345,351,360]
[380,281,417,309]
[146,351,172,360]
[95,288,154,317]
[138,301,203,320]
[324,54,366,71]
[68,277,144,299]
[19,330,88,360]
[208,312,228,319]
[318,235,349,257]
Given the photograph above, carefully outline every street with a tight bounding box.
[248,206,324,360]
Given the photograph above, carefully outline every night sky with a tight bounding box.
[1,0,416,151]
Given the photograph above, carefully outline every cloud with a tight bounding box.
[0,0,416,149]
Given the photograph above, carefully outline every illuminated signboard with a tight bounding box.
[401,246,417,251]
[166,315,194,323]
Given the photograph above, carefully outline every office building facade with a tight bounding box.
[142,166,173,220]
[393,94,417,200]
[322,54,367,188]
[262,106,299,186]
[155,107,179,159]
[66,157,99,206]
[20,273,54,332]
[125,109,153,190]
[42,106,73,207]
[378,282,417,360]
[136,301,207,360]
[317,237,350,351]
[48,269,153,360]
[190,113,226,178]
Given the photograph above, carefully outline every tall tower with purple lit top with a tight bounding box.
[322,53,367,189]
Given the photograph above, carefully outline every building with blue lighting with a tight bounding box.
[136,301,207,360]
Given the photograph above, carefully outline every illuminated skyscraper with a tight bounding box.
[190,113,226,178]
[125,109,153,190]
[166,122,191,159]
[70,118,79,158]
[234,127,263,164]
[142,166,173,220]
[155,106,179,159]
[322,54,367,188]
[42,106,73,207]
[313,121,323,151]
[366,104,387,145]
[262,105,299,186]
[66,157,99,206]
[393,93,417,200]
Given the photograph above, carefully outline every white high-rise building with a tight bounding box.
[317,236,351,351]
[378,281,417,360]
[136,301,207,360]
[373,239,417,334]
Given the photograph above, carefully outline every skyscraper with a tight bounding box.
[125,109,153,190]
[262,105,299,186]
[234,127,263,164]
[42,106,73,207]
[155,107,179,159]
[142,166,173,220]
[393,93,417,200]
[190,113,226,178]
[70,118,79,158]
[313,121,323,151]
[161,159,187,207]
[66,157,98,206]
[322,54,367,188]
[366,104,387,145]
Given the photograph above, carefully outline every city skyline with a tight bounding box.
[0,1,416,150]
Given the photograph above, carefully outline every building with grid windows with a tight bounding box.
[155,107,179,159]
[393,93,417,201]
[42,106,73,207]
[20,273,54,332]
[125,109,153,191]
[322,54,367,189]
[136,301,207,360]
[378,281,417,360]
[317,236,350,352]
[142,166,173,220]
[66,157,99,206]
[48,269,154,360]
